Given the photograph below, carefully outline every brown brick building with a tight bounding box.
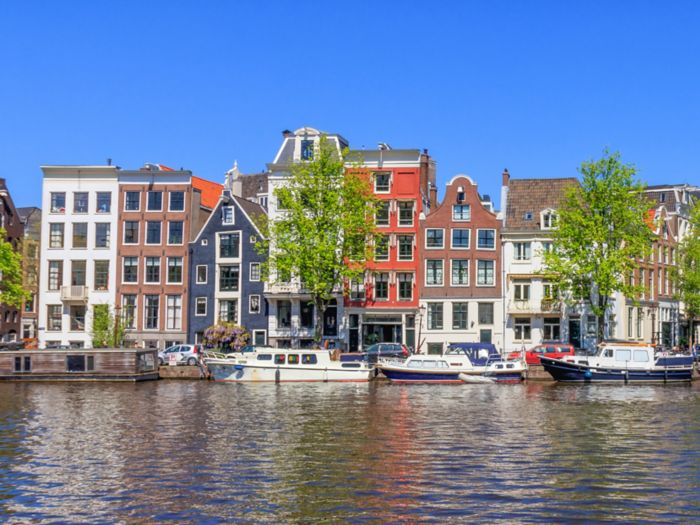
[0,178,24,344]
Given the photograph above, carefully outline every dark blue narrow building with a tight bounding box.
[188,180,268,346]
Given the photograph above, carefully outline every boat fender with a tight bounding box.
[234,364,244,371]
[584,370,592,379]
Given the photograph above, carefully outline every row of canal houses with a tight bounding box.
[30,126,698,353]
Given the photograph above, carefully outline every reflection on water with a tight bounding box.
[1,381,700,523]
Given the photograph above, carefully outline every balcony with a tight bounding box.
[540,299,562,313]
[507,299,563,315]
[61,285,89,302]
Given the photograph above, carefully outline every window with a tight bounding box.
[47,305,62,331]
[541,241,553,254]
[96,192,111,213]
[514,318,531,341]
[249,262,261,282]
[69,305,86,331]
[50,192,65,213]
[196,265,208,284]
[453,204,471,221]
[477,229,496,249]
[147,191,163,211]
[425,229,444,248]
[543,318,560,340]
[122,295,136,329]
[219,265,240,291]
[350,278,366,300]
[145,257,160,283]
[514,242,531,261]
[451,229,470,249]
[374,172,390,193]
[452,302,468,330]
[397,235,413,261]
[636,307,643,338]
[250,235,256,244]
[24,294,35,313]
[14,355,31,373]
[513,280,530,301]
[66,354,94,372]
[426,260,444,286]
[427,303,443,330]
[145,295,159,329]
[72,223,87,248]
[397,273,413,301]
[195,297,207,316]
[167,257,183,284]
[398,201,414,226]
[73,192,88,213]
[300,139,314,160]
[95,223,110,248]
[220,233,240,258]
[146,221,161,244]
[542,211,557,229]
[123,257,138,283]
[48,261,63,290]
[94,260,109,291]
[125,191,140,211]
[300,302,314,328]
[478,303,494,325]
[477,260,495,286]
[71,260,86,286]
[627,307,634,339]
[277,300,291,328]
[374,273,389,300]
[124,221,139,244]
[249,295,261,314]
[222,206,234,225]
[376,201,390,226]
[49,223,64,248]
[168,222,184,244]
[169,191,185,211]
[375,235,389,261]
[301,354,318,365]
[451,259,469,286]
[166,296,182,330]
[543,282,558,300]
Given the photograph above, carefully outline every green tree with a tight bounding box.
[91,304,124,348]
[0,229,28,308]
[542,151,654,342]
[672,203,700,350]
[257,135,377,343]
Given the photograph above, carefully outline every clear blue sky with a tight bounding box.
[1,1,699,209]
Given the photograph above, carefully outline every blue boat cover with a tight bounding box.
[448,343,500,366]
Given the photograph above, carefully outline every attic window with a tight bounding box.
[523,212,533,221]
[457,186,465,202]
[541,210,558,229]
[301,139,314,160]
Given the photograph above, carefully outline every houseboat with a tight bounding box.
[0,348,159,381]
[204,348,374,382]
[540,342,694,383]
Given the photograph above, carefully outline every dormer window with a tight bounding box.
[541,210,558,229]
[523,212,533,221]
[300,139,314,160]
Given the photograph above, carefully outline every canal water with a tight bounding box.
[1,381,700,524]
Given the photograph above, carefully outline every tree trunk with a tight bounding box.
[313,297,326,346]
[597,313,605,345]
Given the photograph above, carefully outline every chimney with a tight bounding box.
[502,168,510,187]
[282,129,294,138]
[429,182,438,210]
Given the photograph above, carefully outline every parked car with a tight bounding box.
[364,343,411,364]
[508,343,576,365]
[158,344,203,366]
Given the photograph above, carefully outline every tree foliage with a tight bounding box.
[91,304,124,348]
[203,322,249,351]
[0,229,28,308]
[542,151,654,341]
[672,202,700,349]
[256,135,377,342]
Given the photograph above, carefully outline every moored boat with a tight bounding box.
[204,348,373,382]
[540,342,694,383]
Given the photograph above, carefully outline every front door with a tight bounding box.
[568,320,581,349]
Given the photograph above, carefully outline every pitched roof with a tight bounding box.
[192,176,224,209]
[234,194,265,220]
[505,178,579,231]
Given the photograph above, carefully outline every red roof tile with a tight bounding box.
[192,176,223,209]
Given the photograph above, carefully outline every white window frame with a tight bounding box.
[145,221,162,245]
[147,191,163,212]
[122,257,138,284]
[451,228,470,249]
[195,297,207,317]
[143,294,160,331]
[425,259,444,287]
[476,260,495,287]
[450,259,470,287]
[397,201,415,228]
[452,204,471,221]
[252,329,267,346]
[476,229,497,250]
[373,172,391,194]
[196,265,208,284]
[397,235,414,262]
[541,209,558,230]
[167,221,184,246]
[514,317,532,342]
[514,242,531,261]
[144,257,161,284]
[124,191,140,211]
[249,262,261,282]
[222,206,234,225]
[425,228,445,250]
[166,257,183,284]
[166,295,182,331]
[168,191,186,212]
[373,272,390,301]
[123,221,140,245]
[374,235,390,261]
